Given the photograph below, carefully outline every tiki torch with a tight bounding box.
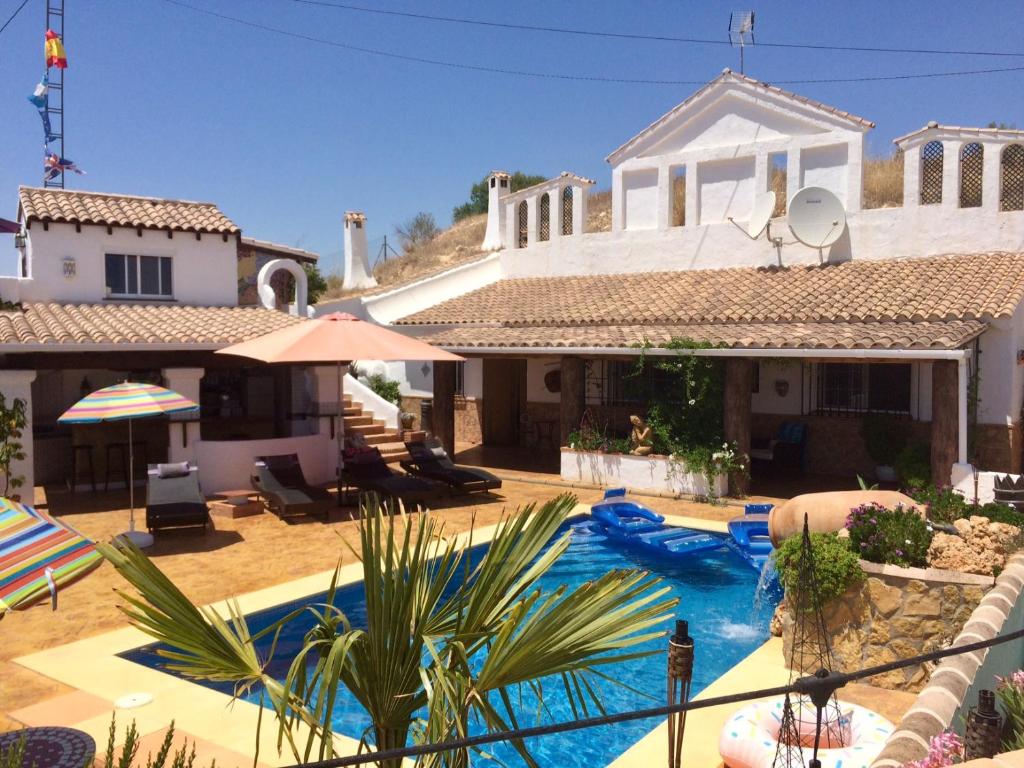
[668,619,694,768]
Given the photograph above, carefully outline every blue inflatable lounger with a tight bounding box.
[726,502,776,570]
[589,488,723,557]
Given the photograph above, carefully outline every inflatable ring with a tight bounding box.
[718,698,894,768]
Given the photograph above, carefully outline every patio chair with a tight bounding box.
[342,447,443,506]
[749,421,808,475]
[252,454,334,519]
[145,462,211,534]
[400,440,502,494]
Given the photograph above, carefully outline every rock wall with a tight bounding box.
[783,560,992,693]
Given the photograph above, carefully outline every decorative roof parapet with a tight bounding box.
[501,171,597,203]
[894,122,1024,148]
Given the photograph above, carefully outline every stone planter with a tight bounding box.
[782,560,992,692]
[559,448,727,498]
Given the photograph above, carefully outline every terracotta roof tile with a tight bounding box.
[398,253,1024,329]
[417,321,987,352]
[18,187,239,234]
[0,303,302,347]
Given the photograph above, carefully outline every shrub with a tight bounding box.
[773,532,864,608]
[862,413,907,466]
[363,373,402,406]
[847,503,932,568]
[895,440,931,489]
[395,212,440,252]
[911,484,968,524]
[975,501,1024,528]
[0,394,27,497]
[997,671,1024,750]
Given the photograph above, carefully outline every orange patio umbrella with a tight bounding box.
[216,312,463,493]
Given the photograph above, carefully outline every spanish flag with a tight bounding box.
[45,29,67,69]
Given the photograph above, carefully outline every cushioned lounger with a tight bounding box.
[252,453,334,518]
[401,441,502,494]
[342,448,442,505]
[145,463,211,533]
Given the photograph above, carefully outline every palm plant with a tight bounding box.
[100,494,677,767]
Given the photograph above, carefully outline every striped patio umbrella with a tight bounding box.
[0,497,102,613]
[58,382,199,548]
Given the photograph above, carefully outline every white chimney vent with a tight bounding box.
[342,211,377,290]
[481,170,510,251]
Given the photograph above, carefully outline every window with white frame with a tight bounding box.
[105,254,173,298]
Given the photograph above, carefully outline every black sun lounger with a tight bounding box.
[252,453,334,518]
[401,440,502,494]
[342,448,443,506]
[145,462,211,533]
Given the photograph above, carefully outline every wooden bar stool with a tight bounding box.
[69,445,96,493]
[104,442,129,491]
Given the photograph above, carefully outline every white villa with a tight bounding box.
[0,187,412,496]
[328,69,1024,493]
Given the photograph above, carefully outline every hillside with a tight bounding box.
[320,156,901,301]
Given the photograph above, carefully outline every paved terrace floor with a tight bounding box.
[1,468,912,766]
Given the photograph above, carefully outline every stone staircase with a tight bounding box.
[343,394,425,463]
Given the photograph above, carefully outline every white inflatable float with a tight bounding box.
[719,698,894,768]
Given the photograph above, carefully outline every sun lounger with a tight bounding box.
[145,462,211,533]
[252,454,334,518]
[400,440,502,494]
[342,448,443,505]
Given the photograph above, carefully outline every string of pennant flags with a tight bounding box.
[26,29,84,183]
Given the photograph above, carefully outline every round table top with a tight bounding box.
[0,726,96,768]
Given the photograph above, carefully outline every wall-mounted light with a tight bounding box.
[13,233,26,249]
[774,379,790,397]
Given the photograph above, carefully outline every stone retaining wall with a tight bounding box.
[813,561,993,692]
[871,553,1024,767]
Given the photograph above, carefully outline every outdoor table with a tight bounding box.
[208,488,262,519]
[0,726,95,768]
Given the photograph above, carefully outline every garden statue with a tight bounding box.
[629,415,653,456]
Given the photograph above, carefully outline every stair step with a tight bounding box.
[363,431,401,445]
[344,415,374,427]
[343,406,362,416]
[349,423,385,437]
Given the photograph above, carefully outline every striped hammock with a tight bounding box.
[0,497,102,613]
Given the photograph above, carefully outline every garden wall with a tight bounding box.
[560,449,728,497]
[871,553,1024,767]
[795,561,992,692]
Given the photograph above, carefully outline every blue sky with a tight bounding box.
[0,0,1022,276]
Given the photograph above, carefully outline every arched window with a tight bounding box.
[920,140,944,205]
[539,193,550,242]
[561,186,574,235]
[517,200,528,248]
[1002,144,1024,212]
[959,142,983,208]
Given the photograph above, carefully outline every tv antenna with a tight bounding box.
[375,235,401,264]
[728,11,755,74]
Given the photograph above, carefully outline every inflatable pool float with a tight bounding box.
[718,698,893,768]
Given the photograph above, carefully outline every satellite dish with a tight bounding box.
[788,187,847,248]
[748,191,776,239]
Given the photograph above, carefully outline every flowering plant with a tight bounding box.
[998,670,1024,749]
[846,502,932,568]
[905,730,962,768]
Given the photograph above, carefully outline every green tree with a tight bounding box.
[100,495,674,767]
[0,394,27,498]
[452,171,547,222]
[302,263,327,304]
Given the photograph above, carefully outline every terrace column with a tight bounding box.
[0,370,36,499]
[560,356,585,446]
[723,359,754,497]
[931,359,959,486]
[432,361,456,458]
[572,185,587,236]
[550,186,564,239]
[162,367,203,466]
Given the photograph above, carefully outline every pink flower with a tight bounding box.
[997,670,1024,690]
[905,730,963,768]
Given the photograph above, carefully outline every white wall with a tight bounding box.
[750,361,804,415]
[801,144,850,207]
[6,222,239,305]
[196,433,330,494]
[698,156,756,224]
[623,169,659,231]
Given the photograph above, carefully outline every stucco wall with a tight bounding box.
[12,222,238,305]
[560,449,728,498]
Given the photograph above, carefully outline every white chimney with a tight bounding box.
[342,211,377,290]
[481,170,510,251]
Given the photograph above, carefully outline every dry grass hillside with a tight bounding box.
[320,156,904,301]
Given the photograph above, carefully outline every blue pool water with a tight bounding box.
[123,518,778,766]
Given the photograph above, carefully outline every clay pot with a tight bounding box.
[768,490,922,546]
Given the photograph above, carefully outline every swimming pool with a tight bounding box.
[123,518,778,767]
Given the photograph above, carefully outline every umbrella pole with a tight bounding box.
[128,417,134,528]
[337,361,344,505]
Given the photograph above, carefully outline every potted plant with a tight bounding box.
[0,394,27,501]
[399,411,416,431]
[862,413,906,483]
